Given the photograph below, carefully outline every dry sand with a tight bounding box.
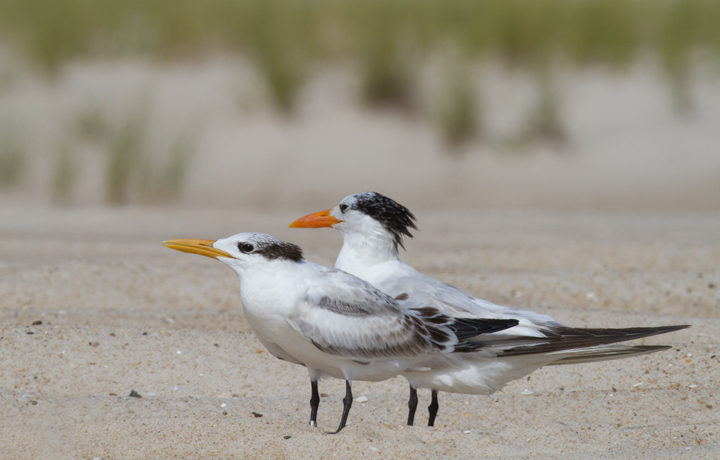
[1,205,719,459]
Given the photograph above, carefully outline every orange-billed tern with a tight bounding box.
[290,191,689,426]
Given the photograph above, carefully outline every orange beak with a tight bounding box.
[289,209,342,228]
[163,239,233,259]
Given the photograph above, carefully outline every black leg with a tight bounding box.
[327,380,353,434]
[407,385,418,426]
[428,389,439,427]
[309,380,320,427]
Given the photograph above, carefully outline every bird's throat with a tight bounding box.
[336,231,399,275]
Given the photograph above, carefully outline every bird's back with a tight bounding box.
[343,258,560,335]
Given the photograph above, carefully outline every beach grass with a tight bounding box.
[0,0,718,201]
[0,0,717,84]
[0,126,26,187]
[51,144,76,204]
[1,1,718,114]
[103,100,198,205]
[436,54,480,147]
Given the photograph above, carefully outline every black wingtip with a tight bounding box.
[499,324,690,358]
[448,318,519,341]
[665,324,691,331]
[546,344,675,366]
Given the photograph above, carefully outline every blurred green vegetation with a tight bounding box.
[0,0,718,202]
[0,129,26,187]
[101,99,197,204]
[1,0,717,83]
[1,0,718,138]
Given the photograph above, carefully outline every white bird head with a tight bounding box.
[163,232,304,271]
[290,191,417,251]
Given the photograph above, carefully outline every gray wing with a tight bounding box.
[288,268,456,361]
[289,266,521,361]
[369,265,561,337]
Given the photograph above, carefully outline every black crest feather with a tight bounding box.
[352,192,418,250]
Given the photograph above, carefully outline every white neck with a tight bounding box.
[335,227,400,275]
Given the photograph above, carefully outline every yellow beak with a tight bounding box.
[289,209,342,228]
[163,239,233,259]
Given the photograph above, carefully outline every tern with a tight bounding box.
[163,233,520,433]
[290,191,689,426]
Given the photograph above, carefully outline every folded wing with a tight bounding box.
[288,269,520,361]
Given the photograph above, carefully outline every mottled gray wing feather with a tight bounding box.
[288,270,455,360]
[290,310,439,360]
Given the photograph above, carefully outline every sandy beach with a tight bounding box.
[1,205,718,459]
[2,3,720,457]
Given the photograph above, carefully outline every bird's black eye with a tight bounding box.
[238,243,254,253]
[339,204,348,212]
